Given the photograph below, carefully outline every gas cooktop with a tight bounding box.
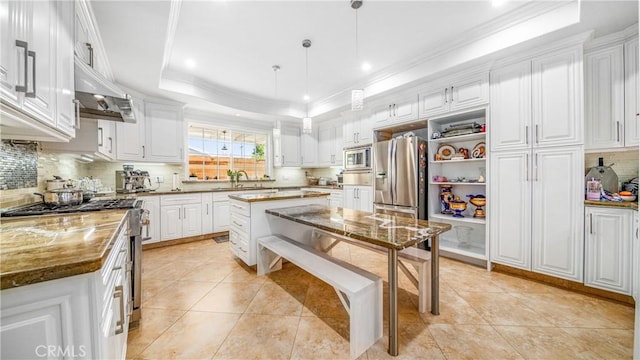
[1,199,141,217]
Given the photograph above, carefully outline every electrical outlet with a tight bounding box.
[156,176,164,183]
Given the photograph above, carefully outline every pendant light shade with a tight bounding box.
[302,39,312,133]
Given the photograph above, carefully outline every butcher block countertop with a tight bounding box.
[0,210,128,290]
[228,190,330,203]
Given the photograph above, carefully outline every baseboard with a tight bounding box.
[142,231,229,250]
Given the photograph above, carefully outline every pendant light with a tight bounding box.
[351,0,365,111]
[302,39,312,134]
[272,65,281,137]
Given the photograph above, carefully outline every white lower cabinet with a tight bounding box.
[584,206,633,295]
[0,223,130,359]
[141,195,160,244]
[160,194,202,241]
[490,146,584,282]
[213,192,231,233]
[201,193,213,234]
[342,186,373,212]
[301,188,343,208]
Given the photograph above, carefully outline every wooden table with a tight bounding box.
[265,205,451,356]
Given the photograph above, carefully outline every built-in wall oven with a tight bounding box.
[344,145,371,171]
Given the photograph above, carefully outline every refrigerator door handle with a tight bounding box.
[390,139,397,203]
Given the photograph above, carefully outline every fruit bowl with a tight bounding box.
[620,195,637,202]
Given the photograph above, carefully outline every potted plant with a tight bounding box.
[189,172,198,181]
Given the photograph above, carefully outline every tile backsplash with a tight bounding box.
[585,150,639,183]
[0,140,38,190]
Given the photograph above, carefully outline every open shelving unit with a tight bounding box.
[427,109,489,267]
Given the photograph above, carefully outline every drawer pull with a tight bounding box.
[114,285,125,335]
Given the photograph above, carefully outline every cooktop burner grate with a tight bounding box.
[1,199,140,217]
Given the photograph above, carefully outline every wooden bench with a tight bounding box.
[311,228,432,313]
[257,235,382,360]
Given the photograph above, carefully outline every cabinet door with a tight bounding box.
[372,104,392,127]
[142,196,160,244]
[357,113,373,145]
[213,200,230,233]
[625,37,639,147]
[54,0,76,137]
[301,131,317,167]
[633,211,639,301]
[74,2,91,67]
[342,186,356,210]
[182,203,202,237]
[145,102,183,163]
[343,115,357,147]
[418,85,448,118]
[532,47,583,147]
[449,73,489,112]
[585,46,624,149]
[201,194,213,234]
[356,186,373,212]
[333,121,343,165]
[394,98,419,123]
[116,97,145,161]
[160,205,182,240]
[531,146,584,282]
[281,124,301,166]
[0,0,22,106]
[21,0,56,126]
[97,120,115,159]
[490,61,532,151]
[585,207,632,294]
[489,150,532,270]
[317,123,333,166]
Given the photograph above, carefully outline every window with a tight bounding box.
[188,125,269,180]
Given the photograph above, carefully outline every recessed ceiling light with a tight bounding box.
[492,0,506,7]
[361,62,372,71]
[235,113,240,117]
[185,59,196,68]
[303,94,310,101]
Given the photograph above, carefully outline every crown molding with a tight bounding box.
[160,0,182,76]
[584,23,639,52]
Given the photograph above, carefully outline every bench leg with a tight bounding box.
[257,245,283,276]
[347,280,383,360]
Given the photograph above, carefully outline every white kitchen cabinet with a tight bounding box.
[141,195,160,244]
[418,72,489,119]
[490,147,584,281]
[0,224,130,360]
[317,120,343,166]
[74,0,110,80]
[213,192,231,233]
[201,193,213,234]
[371,95,419,128]
[115,96,146,161]
[490,47,583,151]
[301,188,343,208]
[584,206,633,295]
[301,129,317,167]
[625,36,639,148]
[144,101,184,163]
[0,0,76,142]
[343,112,373,148]
[42,118,114,160]
[634,209,639,360]
[160,194,202,241]
[342,185,373,212]
[585,45,626,149]
[280,124,302,166]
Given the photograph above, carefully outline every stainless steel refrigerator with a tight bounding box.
[373,136,427,219]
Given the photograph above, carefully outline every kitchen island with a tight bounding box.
[264,204,451,356]
[227,190,330,265]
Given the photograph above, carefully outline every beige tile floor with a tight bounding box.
[127,238,636,360]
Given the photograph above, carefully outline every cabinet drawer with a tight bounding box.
[213,192,232,201]
[230,200,250,217]
[160,193,202,206]
[230,213,250,233]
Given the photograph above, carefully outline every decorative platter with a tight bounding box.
[437,144,456,160]
[472,142,486,159]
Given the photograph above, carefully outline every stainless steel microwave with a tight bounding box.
[344,146,371,170]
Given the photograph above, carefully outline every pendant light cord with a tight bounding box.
[355,10,359,60]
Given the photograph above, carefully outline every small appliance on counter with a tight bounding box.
[116,165,153,193]
[585,157,618,194]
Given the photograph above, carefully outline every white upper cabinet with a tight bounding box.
[344,112,373,148]
[301,129,317,167]
[0,0,75,141]
[371,94,419,128]
[531,47,583,147]
[280,124,302,166]
[317,119,343,166]
[143,100,184,163]
[584,206,633,295]
[585,45,625,149]
[490,61,532,151]
[116,96,146,161]
[418,72,489,119]
[624,36,639,147]
[74,0,110,80]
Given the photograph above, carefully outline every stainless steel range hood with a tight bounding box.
[74,58,135,123]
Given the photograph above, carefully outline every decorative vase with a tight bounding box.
[440,185,454,214]
[467,194,486,218]
[450,196,467,217]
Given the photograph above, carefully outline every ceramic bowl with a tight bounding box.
[620,195,636,202]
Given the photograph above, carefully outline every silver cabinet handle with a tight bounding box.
[444,87,448,104]
[534,153,538,181]
[74,99,81,129]
[98,127,103,146]
[233,220,242,227]
[178,208,181,220]
[206,203,209,215]
[142,145,145,158]
[114,285,125,335]
[356,132,360,143]
[85,43,94,68]
[525,153,529,181]
[535,124,539,144]
[393,104,397,117]
[525,126,529,145]
[353,133,356,144]
[589,213,593,234]
[108,137,113,153]
[15,40,28,93]
[183,208,186,219]
[388,104,392,118]
[616,121,621,142]
[25,50,36,98]
[450,86,454,103]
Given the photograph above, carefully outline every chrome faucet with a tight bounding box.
[237,170,249,182]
